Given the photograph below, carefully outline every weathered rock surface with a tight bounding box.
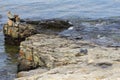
[3,23,37,45]
[16,33,120,80]
[18,34,91,71]
[16,62,120,80]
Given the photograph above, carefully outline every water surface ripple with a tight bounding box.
[0,0,120,20]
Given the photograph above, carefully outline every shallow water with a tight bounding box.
[0,0,120,79]
[0,25,18,80]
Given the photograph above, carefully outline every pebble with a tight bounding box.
[80,48,88,55]
[87,59,94,64]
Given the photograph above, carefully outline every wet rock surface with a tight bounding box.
[26,19,72,34]
[25,19,71,29]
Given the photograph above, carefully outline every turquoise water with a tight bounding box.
[0,0,120,79]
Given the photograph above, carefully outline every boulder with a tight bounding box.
[3,23,37,45]
[18,34,86,71]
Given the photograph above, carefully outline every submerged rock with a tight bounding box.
[26,19,72,35]
[26,19,72,29]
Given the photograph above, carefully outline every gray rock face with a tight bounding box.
[16,35,120,80]
[18,34,90,71]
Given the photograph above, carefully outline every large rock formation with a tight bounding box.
[18,34,89,71]
[16,34,120,80]
[3,19,73,71]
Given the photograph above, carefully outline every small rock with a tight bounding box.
[80,48,88,54]
[75,48,88,57]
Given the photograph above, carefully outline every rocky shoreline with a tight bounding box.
[3,19,120,80]
[16,34,120,80]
